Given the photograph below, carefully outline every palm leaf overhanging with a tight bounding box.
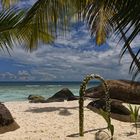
[80,0,140,79]
[0,0,76,51]
[0,7,53,52]
[82,0,114,45]
[0,8,25,52]
[18,0,77,51]
[111,0,140,80]
[0,0,140,79]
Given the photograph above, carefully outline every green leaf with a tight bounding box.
[110,124,114,137]
[100,109,110,126]
[128,104,140,122]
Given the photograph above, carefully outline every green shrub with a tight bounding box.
[128,104,140,134]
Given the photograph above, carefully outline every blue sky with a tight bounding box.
[0,1,139,81]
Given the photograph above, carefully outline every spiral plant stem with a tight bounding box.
[79,74,111,136]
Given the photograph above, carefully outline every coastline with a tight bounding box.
[0,100,140,140]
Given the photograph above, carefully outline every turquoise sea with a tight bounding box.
[0,81,100,102]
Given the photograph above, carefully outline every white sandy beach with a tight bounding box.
[0,100,140,140]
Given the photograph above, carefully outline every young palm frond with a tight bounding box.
[128,104,140,134]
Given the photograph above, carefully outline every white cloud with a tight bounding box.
[19,70,37,80]
[0,23,137,81]
[0,72,16,80]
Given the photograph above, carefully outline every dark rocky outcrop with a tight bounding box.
[46,88,78,103]
[87,99,134,122]
[28,88,78,103]
[0,103,19,134]
[28,95,46,103]
[87,99,130,115]
[85,80,140,104]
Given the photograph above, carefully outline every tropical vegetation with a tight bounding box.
[128,104,140,134]
[0,1,140,139]
[0,0,140,79]
[79,74,111,137]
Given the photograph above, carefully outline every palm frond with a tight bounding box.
[112,0,140,79]
[17,0,76,51]
[0,8,24,51]
[1,0,19,8]
[1,0,140,79]
[118,27,140,80]
[81,0,140,79]
[83,0,114,45]
[0,8,24,32]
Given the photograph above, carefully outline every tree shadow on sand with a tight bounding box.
[24,106,79,116]
[125,123,140,136]
[67,127,107,137]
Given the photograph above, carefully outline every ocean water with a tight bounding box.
[0,81,100,102]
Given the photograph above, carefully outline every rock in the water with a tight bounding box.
[0,103,19,134]
[85,80,140,104]
[28,95,46,103]
[87,99,134,122]
[46,88,78,103]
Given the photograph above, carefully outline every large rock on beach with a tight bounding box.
[46,88,78,103]
[85,80,140,104]
[28,95,46,103]
[87,99,134,122]
[0,103,19,134]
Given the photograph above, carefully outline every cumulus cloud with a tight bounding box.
[0,72,16,80]
[17,70,31,80]
[0,23,138,81]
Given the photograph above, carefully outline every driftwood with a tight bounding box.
[85,80,140,104]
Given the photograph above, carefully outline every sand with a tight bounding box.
[0,100,140,140]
